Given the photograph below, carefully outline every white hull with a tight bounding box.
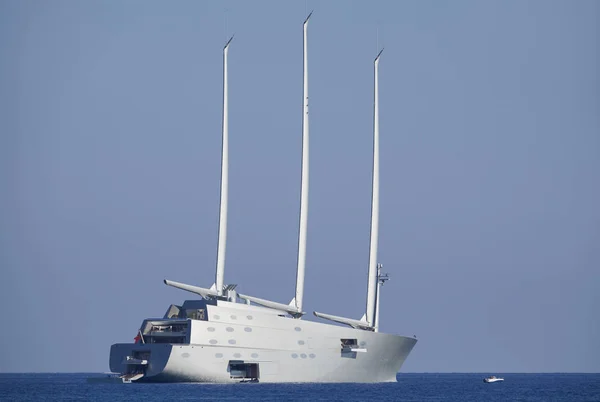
[110,301,416,383]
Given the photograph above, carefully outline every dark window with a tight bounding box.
[228,361,259,380]
[340,338,358,351]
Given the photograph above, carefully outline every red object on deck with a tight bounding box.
[134,332,141,343]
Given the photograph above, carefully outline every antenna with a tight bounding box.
[374,263,390,332]
[215,36,234,297]
[365,48,383,326]
[294,12,312,314]
[224,8,229,41]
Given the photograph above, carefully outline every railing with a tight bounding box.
[150,324,187,333]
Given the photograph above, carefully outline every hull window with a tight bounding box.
[228,361,259,381]
[341,338,358,350]
[341,338,358,358]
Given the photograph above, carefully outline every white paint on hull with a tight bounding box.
[110,301,417,383]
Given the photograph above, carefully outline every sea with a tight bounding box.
[0,373,598,401]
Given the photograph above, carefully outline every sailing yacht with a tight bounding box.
[109,15,417,383]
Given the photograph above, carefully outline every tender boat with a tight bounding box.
[483,375,504,383]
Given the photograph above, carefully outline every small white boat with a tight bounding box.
[483,375,504,383]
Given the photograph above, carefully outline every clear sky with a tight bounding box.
[1,0,598,373]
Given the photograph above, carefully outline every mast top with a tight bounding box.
[304,11,313,25]
[224,35,234,50]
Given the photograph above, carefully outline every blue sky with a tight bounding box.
[1,0,598,373]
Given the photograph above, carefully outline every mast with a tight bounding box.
[215,36,234,297]
[365,49,383,327]
[294,12,312,313]
[374,264,381,332]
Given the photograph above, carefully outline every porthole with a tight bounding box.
[300,353,307,359]
[233,353,241,358]
[298,340,305,345]
[244,327,252,332]
[181,353,190,358]
[251,353,259,358]
[291,353,298,359]
[309,353,316,359]
[226,327,234,332]
[209,339,218,344]
[228,339,236,345]
[294,327,302,332]
[359,341,367,347]
[213,315,220,320]
[246,315,253,320]
[207,327,216,332]
[215,353,223,358]
[230,315,237,320]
